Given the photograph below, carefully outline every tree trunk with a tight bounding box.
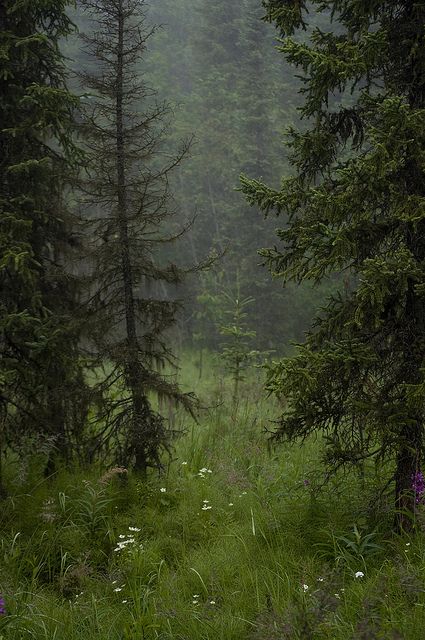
[116,0,148,474]
[394,273,424,531]
[0,427,6,499]
[394,420,422,532]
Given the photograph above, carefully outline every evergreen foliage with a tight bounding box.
[242,0,425,530]
[0,0,88,488]
[219,281,263,409]
[77,0,196,474]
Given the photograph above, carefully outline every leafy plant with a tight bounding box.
[315,524,384,571]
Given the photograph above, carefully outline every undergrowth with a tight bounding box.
[0,352,424,639]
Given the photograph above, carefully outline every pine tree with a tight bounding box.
[78,0,196,474]
[242,0,425,530]
[0,0,88,490]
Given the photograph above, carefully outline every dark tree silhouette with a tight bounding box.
[78,0,196,474]
[242,0,425,531]
[0,0,89,489]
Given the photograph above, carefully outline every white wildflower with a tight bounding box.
[114,587,122,592]
[128,526,141,532]
[302,584,309,592]
[354,571,364,579]
[160,487,166,493]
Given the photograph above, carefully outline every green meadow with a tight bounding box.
[1,353,424,640]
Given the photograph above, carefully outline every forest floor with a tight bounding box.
[1,352,425,639]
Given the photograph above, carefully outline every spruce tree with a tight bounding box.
[0,0,88,488]
[78,0,195,474]
[242,0,425,530]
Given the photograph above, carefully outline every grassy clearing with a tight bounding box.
[1,352,425,639]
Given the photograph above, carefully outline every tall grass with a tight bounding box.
[0,351,425,639]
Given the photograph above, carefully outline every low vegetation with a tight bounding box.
[1,354,424,639]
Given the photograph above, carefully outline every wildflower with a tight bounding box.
[405,542,411,546]
[202,505,212,510]
[210,600,216,605]
[317,577,324,582]
[412,471,425,504]
[114,587,122,592]
[302,584,309,592]
[193,594,199,598]
[114,535,136,552]
[334,593,341,599]
[203,499,209,503]
[160,487,166,493]
[128,526,141,532]
[354,571,364,579]
[228,503,234,506]
[122,600,128,604]
[182,461,188,465]
[0,596,6,616]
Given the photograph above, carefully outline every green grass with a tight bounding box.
[1,351,425,639]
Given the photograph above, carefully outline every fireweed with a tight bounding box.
[412,471,425,504]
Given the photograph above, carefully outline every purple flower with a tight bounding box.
[0,596,6,616]
[412,471,425,504]
[303,479,310,487]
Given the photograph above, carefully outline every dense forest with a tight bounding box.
[1,0,425,638]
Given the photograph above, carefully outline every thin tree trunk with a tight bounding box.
[394,277,424,531]
[394,421,422,532]
[0,423,6,499]
[116,0,148,475]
